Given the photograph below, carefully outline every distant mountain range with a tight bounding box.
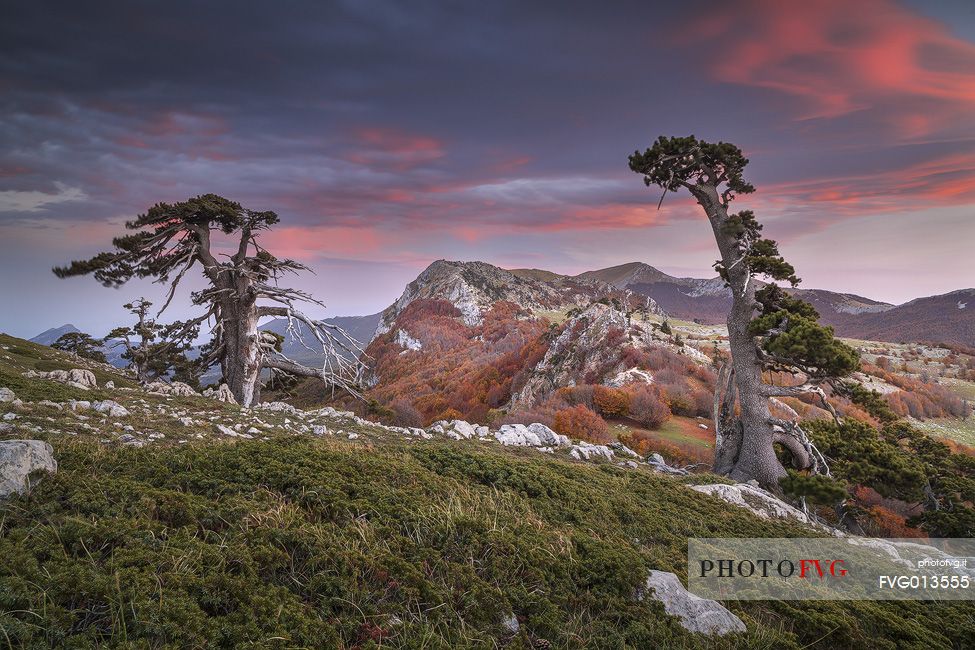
[573,262,973,347]
[30,314,383,375]
[30,260,975,358]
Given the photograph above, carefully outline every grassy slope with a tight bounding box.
[1,334,974,648]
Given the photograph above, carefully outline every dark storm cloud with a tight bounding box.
[0,0,697,226]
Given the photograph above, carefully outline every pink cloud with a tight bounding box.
[684,0,975,138]
[341,126,446,171]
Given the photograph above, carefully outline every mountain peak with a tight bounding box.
[575,262,674,288]
[29,324,81,346]
[375,260,613,337]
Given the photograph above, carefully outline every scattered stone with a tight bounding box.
[145,380,198,397]
[698,423,708,430]
[25,368,97,390]
[214,423,254,439]
[37,400,63,410]
[255,401,300,415]
[347,432,359,440]
[92,400,130,418]
[449,419,478,439]
[3,412,17,421]
[312,425,329,436]
[0,440,57,498]
[495,423,570,447]
[208,384,237,404]
[0,387,16,402]
[501,613,520,635]
[609,442,640,458]
[105,381,115,389]
[569,441,614,461]
[638,571,745,636]
[690,483,838,534]
[68,400,91,412]
[118,434,146,447]
[0,423,13,433]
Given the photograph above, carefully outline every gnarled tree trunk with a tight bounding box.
[693,184,793,487]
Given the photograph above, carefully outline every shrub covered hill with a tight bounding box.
[3,332,975,648]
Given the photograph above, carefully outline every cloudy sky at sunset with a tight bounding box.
[1,0,974,337]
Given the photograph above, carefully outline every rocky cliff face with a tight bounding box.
[512,300,716,407]
[513,303,628,406]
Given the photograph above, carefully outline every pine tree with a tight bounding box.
[106,298,199,383]
[629,136,859,489]
[52,332,107,363]
[54,194,365,406]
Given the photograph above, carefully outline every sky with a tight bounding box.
[1,0,974,338]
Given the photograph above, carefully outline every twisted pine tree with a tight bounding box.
[629,136,859,489]
[54,194,365,406]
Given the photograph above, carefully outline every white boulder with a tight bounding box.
[205,384,238,405]
[26,368,97,390]
[92,400,130,418]
[0,440,57,499]
[639,570,745,636]
[569,441,615,461]
[690,483,839,534]
[494,423,570,448]
[145,381,198,397]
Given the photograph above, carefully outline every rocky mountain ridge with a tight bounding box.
[375,259,636,337]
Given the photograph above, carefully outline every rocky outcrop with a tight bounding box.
[92,400,130,418]
[204,384,238,405]
[25,368,97,390]
[569,441,615,461]
[604,367,654,387]
[646,452,688,475]
[145,381,198,397]
[395,329,422,352]
[494,423,570,447]
[0,440,57,499]
[514,303,628,406]
[0,387,16,403]
[690,483,839,534]
[638,570,745,636]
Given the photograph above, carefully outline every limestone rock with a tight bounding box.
[145,381,198,397]
[92,400,130,418]
[0,440,57,499]
[203,384,239,404]
[0,387,16,402]
[639,570,745,636]
[214,424,253,439]
[26,368,97,390]
[494,423,570,447]
[255,401,299,414]
[569,441,614,461]
[604,367,654,388]
[690,483,839,534]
